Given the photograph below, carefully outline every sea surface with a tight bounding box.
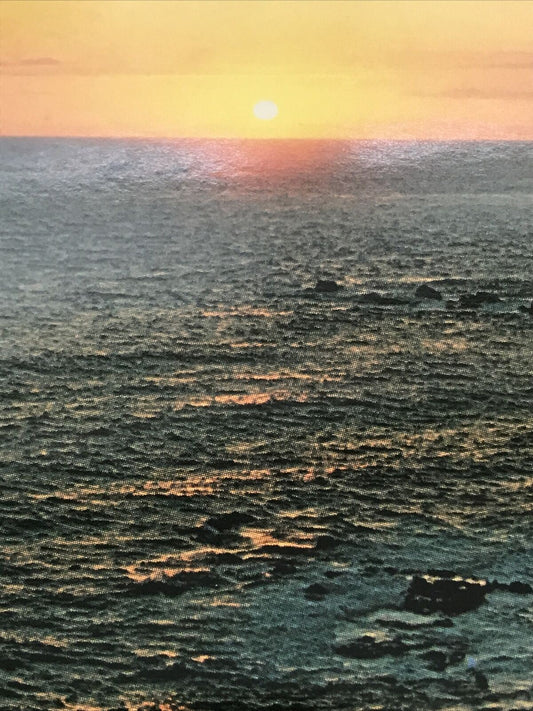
[0,138,532,711]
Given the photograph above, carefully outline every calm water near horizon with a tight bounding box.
[0,138,532,710]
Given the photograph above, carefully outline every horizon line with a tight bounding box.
[2,135,532,142]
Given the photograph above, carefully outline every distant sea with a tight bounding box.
[0,138,532,710]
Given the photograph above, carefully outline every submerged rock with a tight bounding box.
[334,634,407,659]
[403,574,487,615]
[518,301,533,315]
[315,279,342,293]
[415,284,442,300]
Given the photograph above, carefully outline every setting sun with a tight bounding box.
[253,100,279,121]
[1,1,532,139]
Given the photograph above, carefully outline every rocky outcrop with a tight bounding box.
[196,510,257,542]
[415,284,442,300]
[315,279,342,293]
[403,574,487,615]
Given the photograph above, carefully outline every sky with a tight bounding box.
[1,0,532,139]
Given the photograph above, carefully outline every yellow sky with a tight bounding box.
[1,0,532,138]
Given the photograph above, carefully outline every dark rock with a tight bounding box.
[204,511,256,532]
[258,543,312,557]
[364,564,380,575]
[415,284,442,300]
[508,580,533,594]
[270,560,298,576]
[213,552,243,565]
[487,578,505,592]
[314,534,339,551]
[324,569,344,579]
[315,279,342,293]
[487,579,532,594]
[334,634,407,659]
[518,302,532,315]
[458,291,501,308]
[358,292,408,306]
[422,641,466,670]
[304,582,329,600]
[0,656,19,672]
[403,574,487,615]
[435,617,455,628]
[422,650,448,671]
[448,641,467,665]
[130,569,219,596]
[139,661,191,681]
[472,669,489,691]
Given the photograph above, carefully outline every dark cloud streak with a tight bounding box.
[1,56,61,67]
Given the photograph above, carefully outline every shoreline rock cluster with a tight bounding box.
[311,280,531,313]
[331,570,531,691]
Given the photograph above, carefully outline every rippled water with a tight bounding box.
[0,138,532,710]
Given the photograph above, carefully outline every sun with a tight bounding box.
[253,100,279,121]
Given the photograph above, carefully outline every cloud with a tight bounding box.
[0,50,219,75]
[0,57,62,72]
[17,57,61,67]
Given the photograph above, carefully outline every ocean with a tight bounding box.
[0,138,532,710]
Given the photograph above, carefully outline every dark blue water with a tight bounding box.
[0,139,532,710]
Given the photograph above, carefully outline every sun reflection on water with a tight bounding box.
[184,138,349,182]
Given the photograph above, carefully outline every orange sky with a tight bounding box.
[1,0,532,138]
